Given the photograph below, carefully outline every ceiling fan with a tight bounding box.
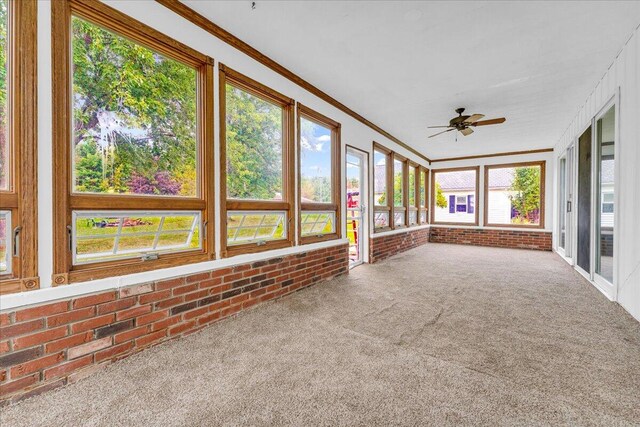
[428,108,506,138]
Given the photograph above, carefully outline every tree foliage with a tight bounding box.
[72,17,196,196]
[509,166,541,222]
[435,182,447,208]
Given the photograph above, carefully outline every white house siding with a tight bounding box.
[487,190,514,224]
[554,24,640,321]
[434,191,476,223]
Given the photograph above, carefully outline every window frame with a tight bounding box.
[418,166,429,225]
[392,153,408,228]
[297,103,341,244]
[0,0,38,294]
[407,161,419,226]
[372,143,392,232]
[52,0,215,284]
[219,64,295,257]
[431,166,480,226]
[483,161,546,229]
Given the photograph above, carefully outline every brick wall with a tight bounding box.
[429,227,552,251]
[0,244,348,403]
[370,227,431,263]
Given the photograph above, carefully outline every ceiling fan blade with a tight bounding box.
[471,117,506,126]
[460,128,474,136]
[427,125,451,128]
[464,114,484,123]
[428,128,455,138]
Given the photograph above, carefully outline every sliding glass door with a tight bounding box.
[577,126,592,274]
[595,106,615,284]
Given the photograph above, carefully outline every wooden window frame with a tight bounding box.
[219,64,295,257]
[52,0,215,285]
[297,103,341,245]
[0,0,38,294]
[430,166,480,226]
[418,166,429,224]
[392,153,408,228]
[407,161,419,226]
[372,142,392,232]
[483,161,546,229]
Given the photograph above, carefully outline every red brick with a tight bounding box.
[71,314,115,334]
[0,313,10,327]
[139,290,171,305]
[72,291,116,309]
[45,331,93,354]
[15,301,69,322]
[43,355,93,380]
[95,341,133,363]
[114,326,149,344]
[154,296,184,309]
[116,305,151,321]
[186,272,210,283]
[135,330,166,348]
[67,337,111,359]
[155,277,185,291]
[0,319,44,340]
[119,283,154,298]
[199,277,222,289]
[196,312,220,326]
[136,310,167,326]
[168,320,195,336]
[97,298,135,315]
[172,283,198,296]
[0,341,9,354]
[12,327,67,350]
[10,352,65,378]
[151,315,181,332]
[0,373,38,397]
[47,307,95,327]
[183,306,208,320]
[183,289,208,303]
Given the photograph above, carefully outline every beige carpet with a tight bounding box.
[2,243,639,426]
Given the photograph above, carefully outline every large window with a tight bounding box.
[53,0,214,284]
[0,0,38,293]
[373,142,426,232]
[220,65,294,256]
[431,167,479,225]
[484,162,545,228]
[298,104,341,244]
[373,144,391,231]
[393,155,406,227]
[419,167,429,224]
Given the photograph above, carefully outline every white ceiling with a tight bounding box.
[184,1,640,159]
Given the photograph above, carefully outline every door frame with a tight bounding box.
[345,145,369,267]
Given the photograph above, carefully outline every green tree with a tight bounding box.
[509,166,540,222]
[435,182,447,208]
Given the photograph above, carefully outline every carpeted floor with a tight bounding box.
[2,243,640,426]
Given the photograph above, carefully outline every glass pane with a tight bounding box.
[394,210,405,226]
[0,1,8,191]
[73,211,200,265]
[347,218,360,264]
[393,158,403,207]
[226,84,283,201]
[374,150,386,206]
[487,165,541,225]
[300,117,332,203]
[72,17,198,197]
[374,211,389,229]
[420,171,427,207]
[559,158,566,250]
[227,211,286,245]
[0,210,10,274]
[596,106,615,283]
[408,166,416,206]
[420,210,427,224]
[409,210,417,225]
[301,211,335,236]
[433,169,476,224]
[346,153,361,209]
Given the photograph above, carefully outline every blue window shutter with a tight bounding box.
[468,195,474,214]
[449,195,455,213]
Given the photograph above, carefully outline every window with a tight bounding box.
[220,65,294,256]
[393,155,406,227]
[431,167,479,225]
[373,144,391,230]
[0,0,38,294]
[53,0,214,284]
[595,105,615,283]
[484,162,545,227]
[408,163,418,225]
[298,104,341,243]
[419,167,429,224]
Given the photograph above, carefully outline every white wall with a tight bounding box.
[554,24,640,321]
[430,151,556,231]
[3,0,431,310]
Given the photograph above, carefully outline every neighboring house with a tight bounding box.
[600,158,614,228]
[434,172,476,223]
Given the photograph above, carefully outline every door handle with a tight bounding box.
[567,201,572,213]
